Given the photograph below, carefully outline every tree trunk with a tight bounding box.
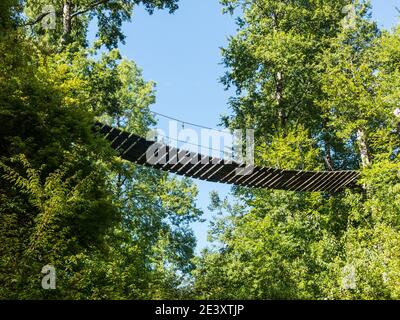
[357,128,371,168]
[276,71,286,136]
[271,13,286,137]
[61,1,72,45]
[324,139,334,171]
[323,119,334,171]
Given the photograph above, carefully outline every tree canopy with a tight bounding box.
[1,0,400,300]
[194,0,400,300]
[1,0,202,299]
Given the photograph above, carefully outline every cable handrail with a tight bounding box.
[149,110,230,134]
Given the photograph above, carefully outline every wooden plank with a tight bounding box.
[95,124,360,193]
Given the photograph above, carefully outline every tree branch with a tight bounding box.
[23,12,51,26]
[71,0,111,19]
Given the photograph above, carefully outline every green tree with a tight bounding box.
[1,0,203,299]
[194,0,400,300]
[24,0,179,48]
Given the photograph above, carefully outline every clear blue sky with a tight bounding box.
[117,0,399,252]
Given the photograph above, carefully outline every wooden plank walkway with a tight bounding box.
[96,123,360,193]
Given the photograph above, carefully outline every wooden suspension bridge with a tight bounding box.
[96,122,360,193]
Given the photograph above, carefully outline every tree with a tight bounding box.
[320,1,381,168]
[1,0,203,299]
[194,0,400,299]
[220,0,352,170]
[24,0,179,48]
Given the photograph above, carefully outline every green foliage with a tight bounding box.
[1,0,203,300]
[24,0,179,49]
[2,0,400,300]
[193,0,400,300]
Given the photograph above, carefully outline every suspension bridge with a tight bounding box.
[95,119,360,193]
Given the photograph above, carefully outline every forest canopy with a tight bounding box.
[1,0,400,300]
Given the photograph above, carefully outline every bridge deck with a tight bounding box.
[96,123,360,193]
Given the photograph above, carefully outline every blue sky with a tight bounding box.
[117,0,400,251]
